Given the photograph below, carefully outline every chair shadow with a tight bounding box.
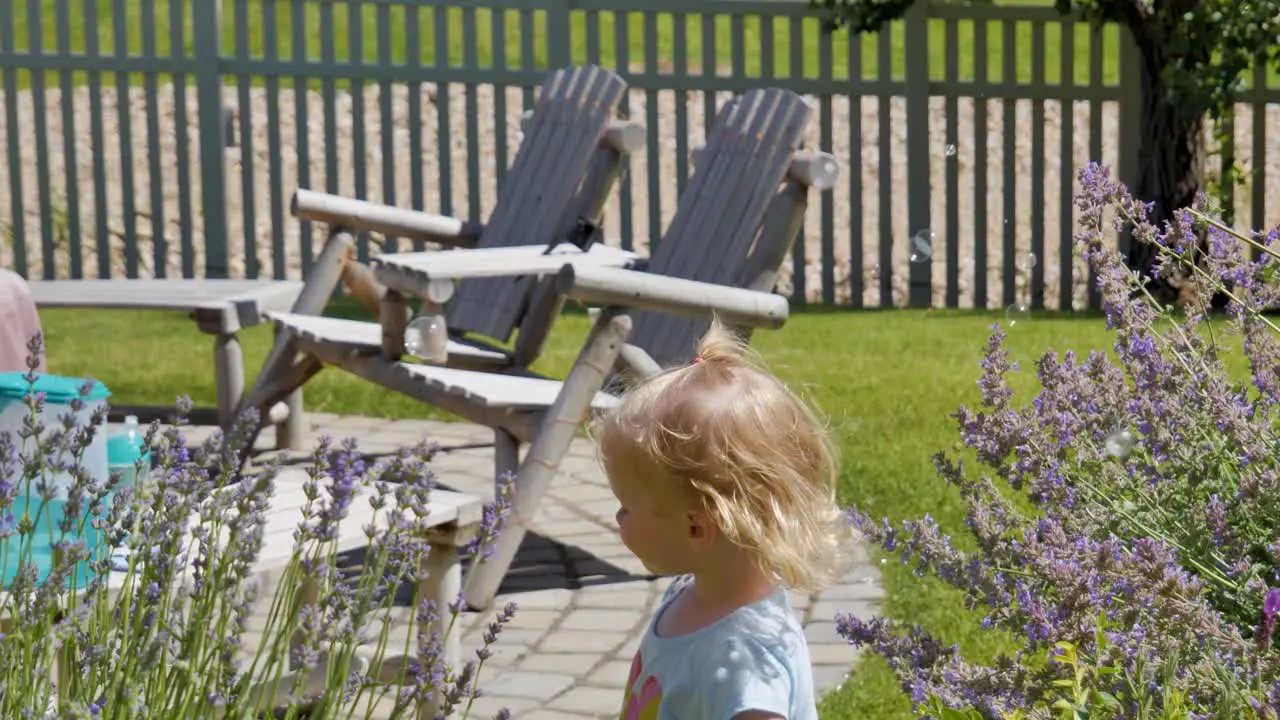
[332,528,652,612]
[275,443,654,606]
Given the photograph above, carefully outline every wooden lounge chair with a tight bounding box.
[265,87,838,608]
[233,65,641,451]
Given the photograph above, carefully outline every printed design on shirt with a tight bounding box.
[618,652,663,720]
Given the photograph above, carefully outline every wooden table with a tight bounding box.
[28,279,305,442]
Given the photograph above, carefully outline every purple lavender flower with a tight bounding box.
[840,164,1280,718]
[0,335,518,718]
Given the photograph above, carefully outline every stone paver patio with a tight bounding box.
[175,412,885,719]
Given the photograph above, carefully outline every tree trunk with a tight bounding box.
[1127,46,1207,301]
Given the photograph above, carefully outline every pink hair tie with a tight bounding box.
[692,355,704,364]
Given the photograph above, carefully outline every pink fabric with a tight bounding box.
[0,269,45,373]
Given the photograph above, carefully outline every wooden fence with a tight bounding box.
[1,0,1278,309]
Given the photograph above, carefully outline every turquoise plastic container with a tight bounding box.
[0,372,113,589]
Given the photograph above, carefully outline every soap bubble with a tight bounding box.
[945,143,957,157]
[1005,302,1030,326]
[908,230,933,264]
[870,263,881,281]
[1105,428,1135,459]
[405,314,447,361]
[1018,253,1037,272]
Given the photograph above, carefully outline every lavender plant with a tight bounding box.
[839,162,1280,719]
[0,336,518,719]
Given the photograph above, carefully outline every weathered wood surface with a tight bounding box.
[253,468,484,568]
[73,467,485,718]
[28,467,481,592]
[264,312,510,366]
[626,87,813,369]
[233,229,354,456]
[690,147,841,191]
[292,189,485,248]
[371,244,636,300]
[447,66,630,343]
[28,278,308,435]
[271,309,621,414]
[28,278,304,333]
[552,264,790,329]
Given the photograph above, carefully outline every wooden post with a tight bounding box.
[904,0,933,308]
[278,388,304,451]
[418,531,465,720]
[380,289,408,361]
[494,429,520,493]
[213,333,244,430]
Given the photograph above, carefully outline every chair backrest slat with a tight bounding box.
[626,88,812,369]
[447,66,628,342]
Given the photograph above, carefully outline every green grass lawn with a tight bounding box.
[39,301,1140,719]
[3,0,1139,89]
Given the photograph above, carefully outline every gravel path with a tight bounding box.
[3,81,1280,309]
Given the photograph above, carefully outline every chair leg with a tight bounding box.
[213,332,245,431]
[231,228,353,462]
[276,388,305,451]
[462,310,633,610]
[494,429,520,494]
[231,350,323,476]
[417,535,465,720]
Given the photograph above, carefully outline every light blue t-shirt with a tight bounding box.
[617,575,818,720]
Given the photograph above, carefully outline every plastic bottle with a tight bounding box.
[108,415,150,490]
[106,416,150,573]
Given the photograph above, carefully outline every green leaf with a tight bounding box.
[1095,691,1121,708]
[1054,641,1078,665]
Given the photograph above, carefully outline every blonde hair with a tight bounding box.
[593,319,853,593]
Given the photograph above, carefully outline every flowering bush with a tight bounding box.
[839,163,1280,718]
[0,336,517,719]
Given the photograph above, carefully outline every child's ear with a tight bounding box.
[686,511,717,548]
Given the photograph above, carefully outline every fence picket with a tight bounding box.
[55,0,80,278]
[1058,17,1074,311]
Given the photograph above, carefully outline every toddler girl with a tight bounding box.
[594,320,852,720]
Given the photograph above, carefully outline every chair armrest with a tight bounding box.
[292,188,485,248]
[371,245,639,300]
[554,265,789,329]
